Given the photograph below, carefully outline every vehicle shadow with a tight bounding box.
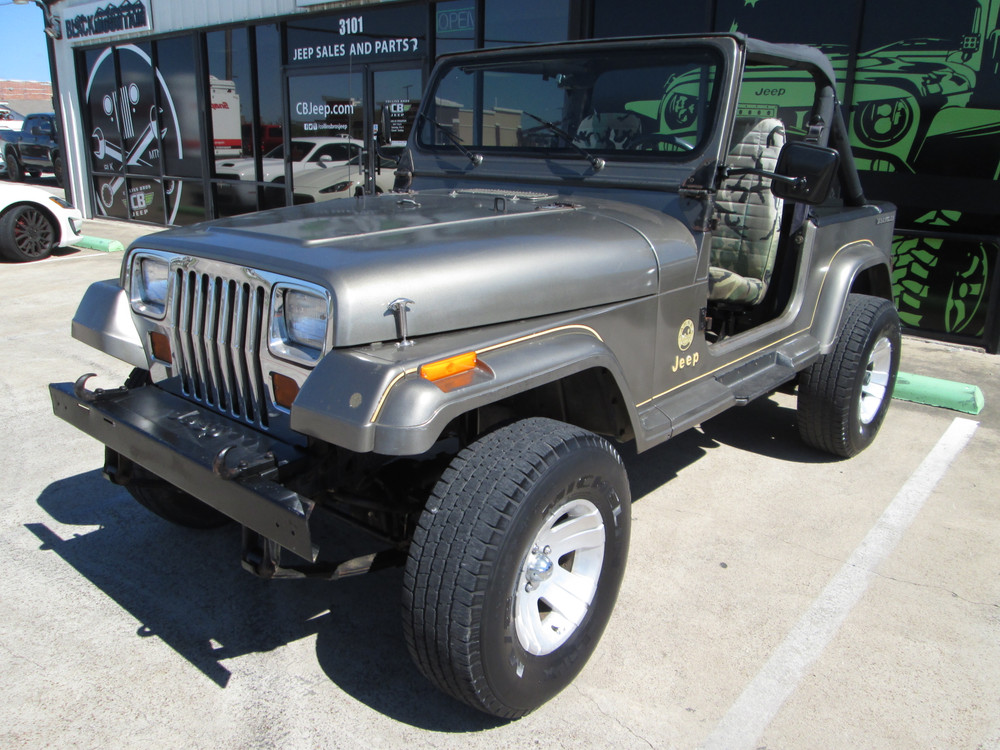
[625,392,837,500]
[29,469,500,732]
[28,394,830,730]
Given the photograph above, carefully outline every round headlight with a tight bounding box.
[130,254,170,318]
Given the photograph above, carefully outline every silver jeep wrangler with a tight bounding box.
[52,34,900,718]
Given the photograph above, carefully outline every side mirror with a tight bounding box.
[772,141,840,205]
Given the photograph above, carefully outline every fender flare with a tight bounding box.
[291,326,638,456]
[70,279,148,368]
[811,239,893,352]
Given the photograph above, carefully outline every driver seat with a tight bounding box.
[708,118,786,305]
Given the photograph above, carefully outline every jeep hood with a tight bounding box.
[142,190,688,346]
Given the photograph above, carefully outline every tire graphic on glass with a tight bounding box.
[892,210,991,337]
[84,45,184,224]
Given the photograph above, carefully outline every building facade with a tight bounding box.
[44,0,1000,352]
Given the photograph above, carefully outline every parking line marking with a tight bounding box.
[700,416,980,750]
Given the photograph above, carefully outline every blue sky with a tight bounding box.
[0,2,53,82]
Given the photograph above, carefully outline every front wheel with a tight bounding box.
[402,418,631,718]
[797,294,901,457]
[6,151,23,182]
[0,204,56,261]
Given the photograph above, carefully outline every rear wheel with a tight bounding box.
[402,417,631,718]
[0,204,56,261]
[798,294,900,457]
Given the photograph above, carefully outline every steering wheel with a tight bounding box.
[626,133,695,152]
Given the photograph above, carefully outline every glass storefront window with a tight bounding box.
[82,46,117,178]
[165,179,207,225]
[255,24,284,150]
[155,36,202,179]
[592,0,711,37]
[126,177,165,223]
[374,68,423,144]
[80,39,201,223]
[207,28,255,174]
[435,1,476,56]
[288,71,365,142]
[115,43,158,178]
[484,0,571,47]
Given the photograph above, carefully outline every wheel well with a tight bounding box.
[849,263,893,301]
[1,202,61,241]
[470,368,634,444]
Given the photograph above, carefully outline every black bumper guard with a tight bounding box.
[50,377,317,561]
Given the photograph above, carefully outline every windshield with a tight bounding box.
[417,46,723,160]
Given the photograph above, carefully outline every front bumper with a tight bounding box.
[50,378,316,561]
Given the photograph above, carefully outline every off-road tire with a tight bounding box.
[402,417,631,718]
[797,293,900,457]
[126,465,231,529]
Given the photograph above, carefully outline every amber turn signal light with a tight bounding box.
[420,352,478,382]
[149,331,172,364]
[272,372,300,409]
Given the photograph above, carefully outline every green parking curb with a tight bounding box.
[893,372,985,415]
[74,236,124,253]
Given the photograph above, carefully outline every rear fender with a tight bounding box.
[812,241,893,351]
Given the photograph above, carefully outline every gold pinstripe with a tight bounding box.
[635,239,875,408]
[368,324,604,424]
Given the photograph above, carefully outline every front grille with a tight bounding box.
[169,268,271,429]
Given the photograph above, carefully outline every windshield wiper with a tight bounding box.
[523,112,605,172]
[420,114,483,167]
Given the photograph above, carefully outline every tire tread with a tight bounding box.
[402,417,625,718]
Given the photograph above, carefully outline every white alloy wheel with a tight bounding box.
[859,335,893,425]
[514,498,606,655]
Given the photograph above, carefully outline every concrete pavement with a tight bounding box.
[0,243,996,749]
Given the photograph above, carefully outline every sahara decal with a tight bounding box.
[678,318,695,351]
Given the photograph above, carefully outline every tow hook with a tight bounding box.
[73,373,129,403]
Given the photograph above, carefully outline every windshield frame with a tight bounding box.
[415,39,728,167]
